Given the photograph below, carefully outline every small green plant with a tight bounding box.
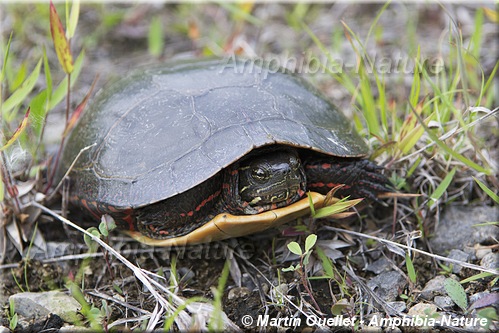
[8,298,19,331]
[477,307,498,330]
[405,252,417,284]
[283,234,317,273]
[312,246,352,299]
[161,260,227,332]
[444,278,468,312]
[330,298,351,316]
[209,259,231,332]
[80,216,117,285]
[282,234,321,311]
[437,262,454,276]
[68,281,108,331]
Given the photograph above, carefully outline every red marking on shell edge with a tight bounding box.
[123,214,135,231]
[195,190,221,212]
[81,199,101,220]
[181,190,221,219]
[148,225,169,235]
[309,182,350,189]
[322,163,332,169]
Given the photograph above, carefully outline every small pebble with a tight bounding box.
[367,271,406,302]
[474,245,492,260]
[480,252,498,270]
[408,303,438,317]
[241,272,258,291]
[386,301,406,315]
[364,314,384,333]
[470,292,499,310]
[429,206,498,254]
[178,267,195,281]
[447,249,470,275]
[420,275,446,300]
[227,287,250,300]
[434,296,454,310]
[469,291,490,305]
[9,291,81,323]
[366,257,391,274]
[270,283,289,301]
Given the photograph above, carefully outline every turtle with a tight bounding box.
[55,58,391,246]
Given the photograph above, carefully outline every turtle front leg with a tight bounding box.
[304,158,391,201]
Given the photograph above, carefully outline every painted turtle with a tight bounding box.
[56,58,390,246]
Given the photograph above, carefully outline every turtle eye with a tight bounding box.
[251,167,268,182]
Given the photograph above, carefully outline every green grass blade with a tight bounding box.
[470,8,483,62]
[307,192,316,216]
[363,1,391,46]
[163,296,208,331]
[0,32,13,85]
[472,177,499,204]
[49,50,85,109]
[148,16,164,57]
[313,198,362,219]
[405,253,417,284]
[410,105,491,175]
[409,47,421,107]
[479,61,498,107]
[358,65,380,137]
[302,22,356,94]
[2,59,42,117]
[315,246,335,278]
[29,91,49,138]
[460,272,494,284]
[43,47,53,99]
[66,0,80,40]
[428,167,456,208]
[209,259,231,332]
[218,2,262,26]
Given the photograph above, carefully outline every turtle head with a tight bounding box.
[225,148,306,215]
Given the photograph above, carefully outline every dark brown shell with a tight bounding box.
[57,58,368,210]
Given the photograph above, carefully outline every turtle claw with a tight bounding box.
[348,161,392,200]
[305,158,392,201]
